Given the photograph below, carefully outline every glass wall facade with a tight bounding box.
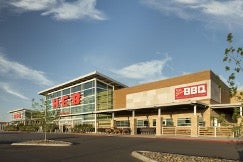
[45,79,114,130]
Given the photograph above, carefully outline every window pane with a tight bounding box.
[63,88,70,95]
[84,88,94,97]
[116,120,129,127]
[144,120,149,127]
[166,119,173,126]
[71,85,81,93]
[136,120,148,127]
[97,81,107,89]
[84,81,93,89]
[177,118,191,126]
[152,119,156,126]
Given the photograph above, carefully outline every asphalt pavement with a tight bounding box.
[0,132,242,162]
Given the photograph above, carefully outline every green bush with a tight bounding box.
[72,124,94,133]
[4,125,18,131]
[18,124,38,132]
[45,124,58,132]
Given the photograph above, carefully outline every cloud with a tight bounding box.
[112,55,172,84]
[7,0,106,21]
[141,0,243,29]
[42,0,106,21]
[10,0,56,11]
[0,82,29,100]
[0,54,53,86]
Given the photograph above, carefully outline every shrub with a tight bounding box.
[4,125,18,131]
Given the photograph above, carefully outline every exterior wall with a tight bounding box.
[44,78,116,130]
[210,71,230,104]
[112,70,234,131]
[211,80,221,103]
[114,70,211,109]
[114,112,205,127]
[126,80,209,109]
[203,108,211,127]
[114,70,231,109]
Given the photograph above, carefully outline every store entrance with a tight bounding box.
[60,124,72,133]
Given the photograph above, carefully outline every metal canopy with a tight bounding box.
[210,103,242,109]
[38,71,127,95]
[95,100,207,114]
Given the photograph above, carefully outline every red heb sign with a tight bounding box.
[175,83,207,100]
[13,113,22,119]
[52,92,81,109]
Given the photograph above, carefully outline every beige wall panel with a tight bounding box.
[211,80,221,103]
[114,70,213,109]
[114,70,231,108]
[126,80,210,108]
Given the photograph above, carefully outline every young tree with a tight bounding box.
[31,98,59,141]
[223,33,243,101]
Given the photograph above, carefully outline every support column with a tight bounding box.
[130,110,137,135]
[111,112,116,128]
[204,107,211,127]
[194,105,197,115]
[156,108,162,136]
[240,107,242,117]
[191,114,198,137]
[95,114,97,133]
[237,107,243,125]
[191,105,198,137]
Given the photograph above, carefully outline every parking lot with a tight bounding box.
[0,132,242,161]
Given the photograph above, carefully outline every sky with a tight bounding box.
[0,0,243,121]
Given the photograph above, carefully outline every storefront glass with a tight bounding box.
[45,79,114,129]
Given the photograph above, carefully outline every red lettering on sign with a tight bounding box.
[61,96,69,107]
[72,92,81,105]
[13,113,22,119]
[51,93,81,109]
[52,98,59,109]
[175,83,207,100]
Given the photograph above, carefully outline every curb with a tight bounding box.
[11,140,72,147]
[131,151,157,162]
[114,134,243,144]
[154,136,243,144]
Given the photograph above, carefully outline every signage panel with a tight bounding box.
[52,92,81,109]
[175,83,207,100]
[13,112,22,119]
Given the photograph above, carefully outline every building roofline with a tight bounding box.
[38,71,128,95]
[9,108,31,113]
[115,69,214,92]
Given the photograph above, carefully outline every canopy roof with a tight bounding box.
[38,71,127,95]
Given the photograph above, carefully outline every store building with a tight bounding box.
[38,70,242,137]
[9,108,33,125]
[38,71,127,132]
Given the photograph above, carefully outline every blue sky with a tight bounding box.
[0,0,243,121]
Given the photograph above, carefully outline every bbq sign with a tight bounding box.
[175,83,207,100]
